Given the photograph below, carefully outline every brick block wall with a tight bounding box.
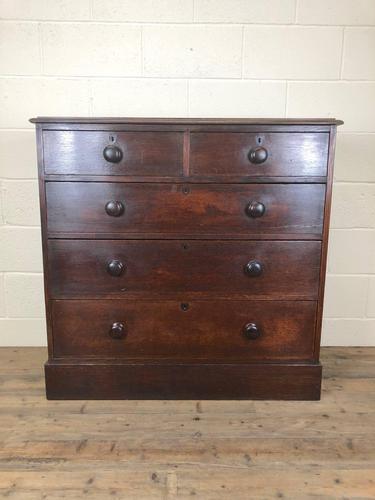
[0,0,374,345]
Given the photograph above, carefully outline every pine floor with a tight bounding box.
[0,347,374,499]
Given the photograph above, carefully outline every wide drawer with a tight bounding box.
[48,240,321,299]
[52,299,317,361]
[46,182,325,238]
[190,132,329,177]
[43,130,183,176]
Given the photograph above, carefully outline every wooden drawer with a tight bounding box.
[43,130,183,176]
[48,240,321,299]
[52,299,317,362]
[46,182,325,238]
[190,132,329,177]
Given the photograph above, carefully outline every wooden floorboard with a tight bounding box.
[0,347,374,499]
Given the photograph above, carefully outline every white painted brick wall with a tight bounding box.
[0,227,43,272]
[367,278,375,317]
[296,0,375,26]
[42,23,142,77]
[0,131,37,178]
[335,134,375,182]
[287,82,375,132]
[0,274,5,317]
[143,26,242,78]
[0,22,41,75]
[342,28,375,80]
[90,78,188,116]
[331,184,375,229]
[0,78,91,128]
[4,273,45,318]
[0,0,374,346]
[243,27,343,79]
[189,80,287,117]
[0,0,91,21]
[2,181,40,226]
[194,0,296,24]
[92,0,193,23]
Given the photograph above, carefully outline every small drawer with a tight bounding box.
[46,182,325,238]
[43,130,183,176]
[48,240,321,299]
[52,299,317,362]
[190,132,329,177]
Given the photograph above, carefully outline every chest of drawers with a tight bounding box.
[31,117,342,400]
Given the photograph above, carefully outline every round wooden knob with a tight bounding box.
[245,260,263,277]
[103,145,123,163]
[246,201,265,218]
[248,146,268,164]
[105,200,124,217]
[243,323,261,340]
[109,322,126,339]
[107,259,125,277]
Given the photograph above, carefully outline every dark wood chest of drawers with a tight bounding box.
[31,117,342,400]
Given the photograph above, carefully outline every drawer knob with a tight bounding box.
[105,200,125,217]
[103,145,123,163]
[248,146,268,164]
[243,322,261,340]
[109,322,126,339]
[246,201,265,218]
[245,260,263,277]
[107,259,125,277]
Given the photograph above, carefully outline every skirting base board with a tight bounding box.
[45,360,322,400]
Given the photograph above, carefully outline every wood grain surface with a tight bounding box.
[47,240,321,299]
[46,182,325,237]
[30,116,344,125]
[51,299,317,361]
[0,347,373,499]
[190,132,329,177]
[43,130,184,176]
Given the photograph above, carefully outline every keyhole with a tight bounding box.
[257,137,262,144]
[109,135,116,143]
[180,303,189,311]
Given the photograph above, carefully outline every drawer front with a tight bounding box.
[43,130,183,176]
[190,132,329,177]
[46,182,325,237]
[48,240,321,299]
[52,299,317,361]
